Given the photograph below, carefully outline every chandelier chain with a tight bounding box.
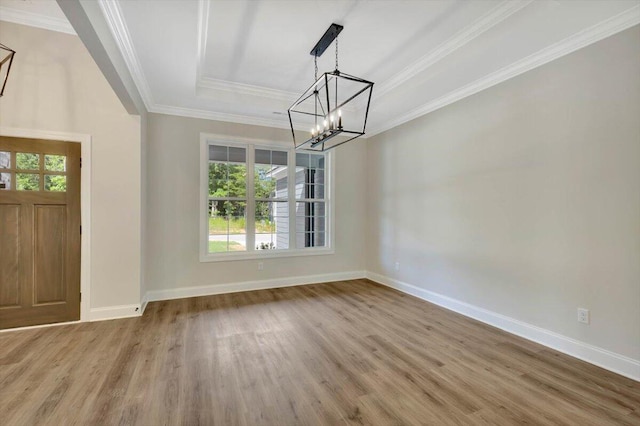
[314,55,318,81]
[335,37,339,70]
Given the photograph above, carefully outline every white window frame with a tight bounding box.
[199,133,335,262]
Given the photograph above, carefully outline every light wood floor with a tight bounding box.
[1,279,639,425]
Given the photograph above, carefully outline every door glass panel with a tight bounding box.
[44,175,66,192]
[0,151,9,168]
[0,173,10,190]
[16,173,39,191]
[16,153,40,170]
[45,155,66,172]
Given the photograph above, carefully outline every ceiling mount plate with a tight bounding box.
[310,23,343,57]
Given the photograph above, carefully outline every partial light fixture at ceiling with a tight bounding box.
[0,43,16,97]
[288,23,374,152]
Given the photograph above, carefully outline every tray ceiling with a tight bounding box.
[2,0,639,137]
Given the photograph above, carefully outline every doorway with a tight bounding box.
[0,136,81,329]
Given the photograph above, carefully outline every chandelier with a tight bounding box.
[288,24,374,152]
[0,43,16,97]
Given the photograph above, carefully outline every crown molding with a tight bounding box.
[197,76,299,103]
[367,4,640,137]
[374,0,533,99]
[149,103,292,130]
[97,0,153,110]
[0,5,76,35]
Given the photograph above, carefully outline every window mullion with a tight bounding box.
[288,149,296,250]
[246,145,255,251]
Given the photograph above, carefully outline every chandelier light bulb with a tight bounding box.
[338,109,343,129]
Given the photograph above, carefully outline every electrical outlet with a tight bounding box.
[577,308,590,324]
[258,262,264,271]
[394,262,400,271]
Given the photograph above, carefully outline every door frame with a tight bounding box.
[0,127,91,323]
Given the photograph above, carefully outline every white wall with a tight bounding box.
[366,26,640,361]
[0,22,143,310]
[145,113,366,293]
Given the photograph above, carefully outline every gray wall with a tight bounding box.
[365,26,640,360]
[145,113,367,291]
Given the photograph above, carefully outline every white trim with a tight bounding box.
[151,104,291,130]
[367,5,640,137]
[0,320,81,333]
[0,127,92,323]
[89,304,141,322]
[197,77,299,103]
[0,6,76,35]
[145,270,366,303]
[365,271,640,382]
[140,292,150,315]
[374,0,533,99]
[200,248,335,263]
[97,0,154,110]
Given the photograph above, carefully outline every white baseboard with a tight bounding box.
[365,271,640,381]
[145,270,366,303]
[89,304,142,322]
[140,293,150,315]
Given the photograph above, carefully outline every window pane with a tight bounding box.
[226,164,247,197]
[295,161,325,199]
[209,162,228,180]
[255,149,271,164]
[255,200,288,250]
[295,200,326,249]
[0,173,10,190]
[45,155,66,172]
[272,150,287,166]
[299,184,324,199]
[296,232,326,249]
[44,175,66,192]
[228,147,246,163]
[296,153,325,170]
[295,216,326,233]
[209,162,246,198]
[208,200,247,253]
[16,173,39,191]
[255,149,287,199]
[16,153,39,170]
[209,145,228,162]
[254,164,276,198]
[296,202,325,218]
[295,153,309,168]
[309,154,325,169]
[0,151,10,168]
[209,145,247,163]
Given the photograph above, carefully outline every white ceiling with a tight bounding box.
[2,0,639,137]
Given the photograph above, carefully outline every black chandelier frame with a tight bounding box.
[0,43,16,97]
[287,23,374,152]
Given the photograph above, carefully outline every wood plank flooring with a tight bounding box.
[1,279,638,425]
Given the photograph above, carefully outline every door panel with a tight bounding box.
[0,204,20,308]
[34,205,66,305]
[0,136,81,329]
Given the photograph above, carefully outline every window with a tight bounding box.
[0,151,67,192]
[201,135,332,261]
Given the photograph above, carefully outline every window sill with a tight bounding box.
[199,247,335,263]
